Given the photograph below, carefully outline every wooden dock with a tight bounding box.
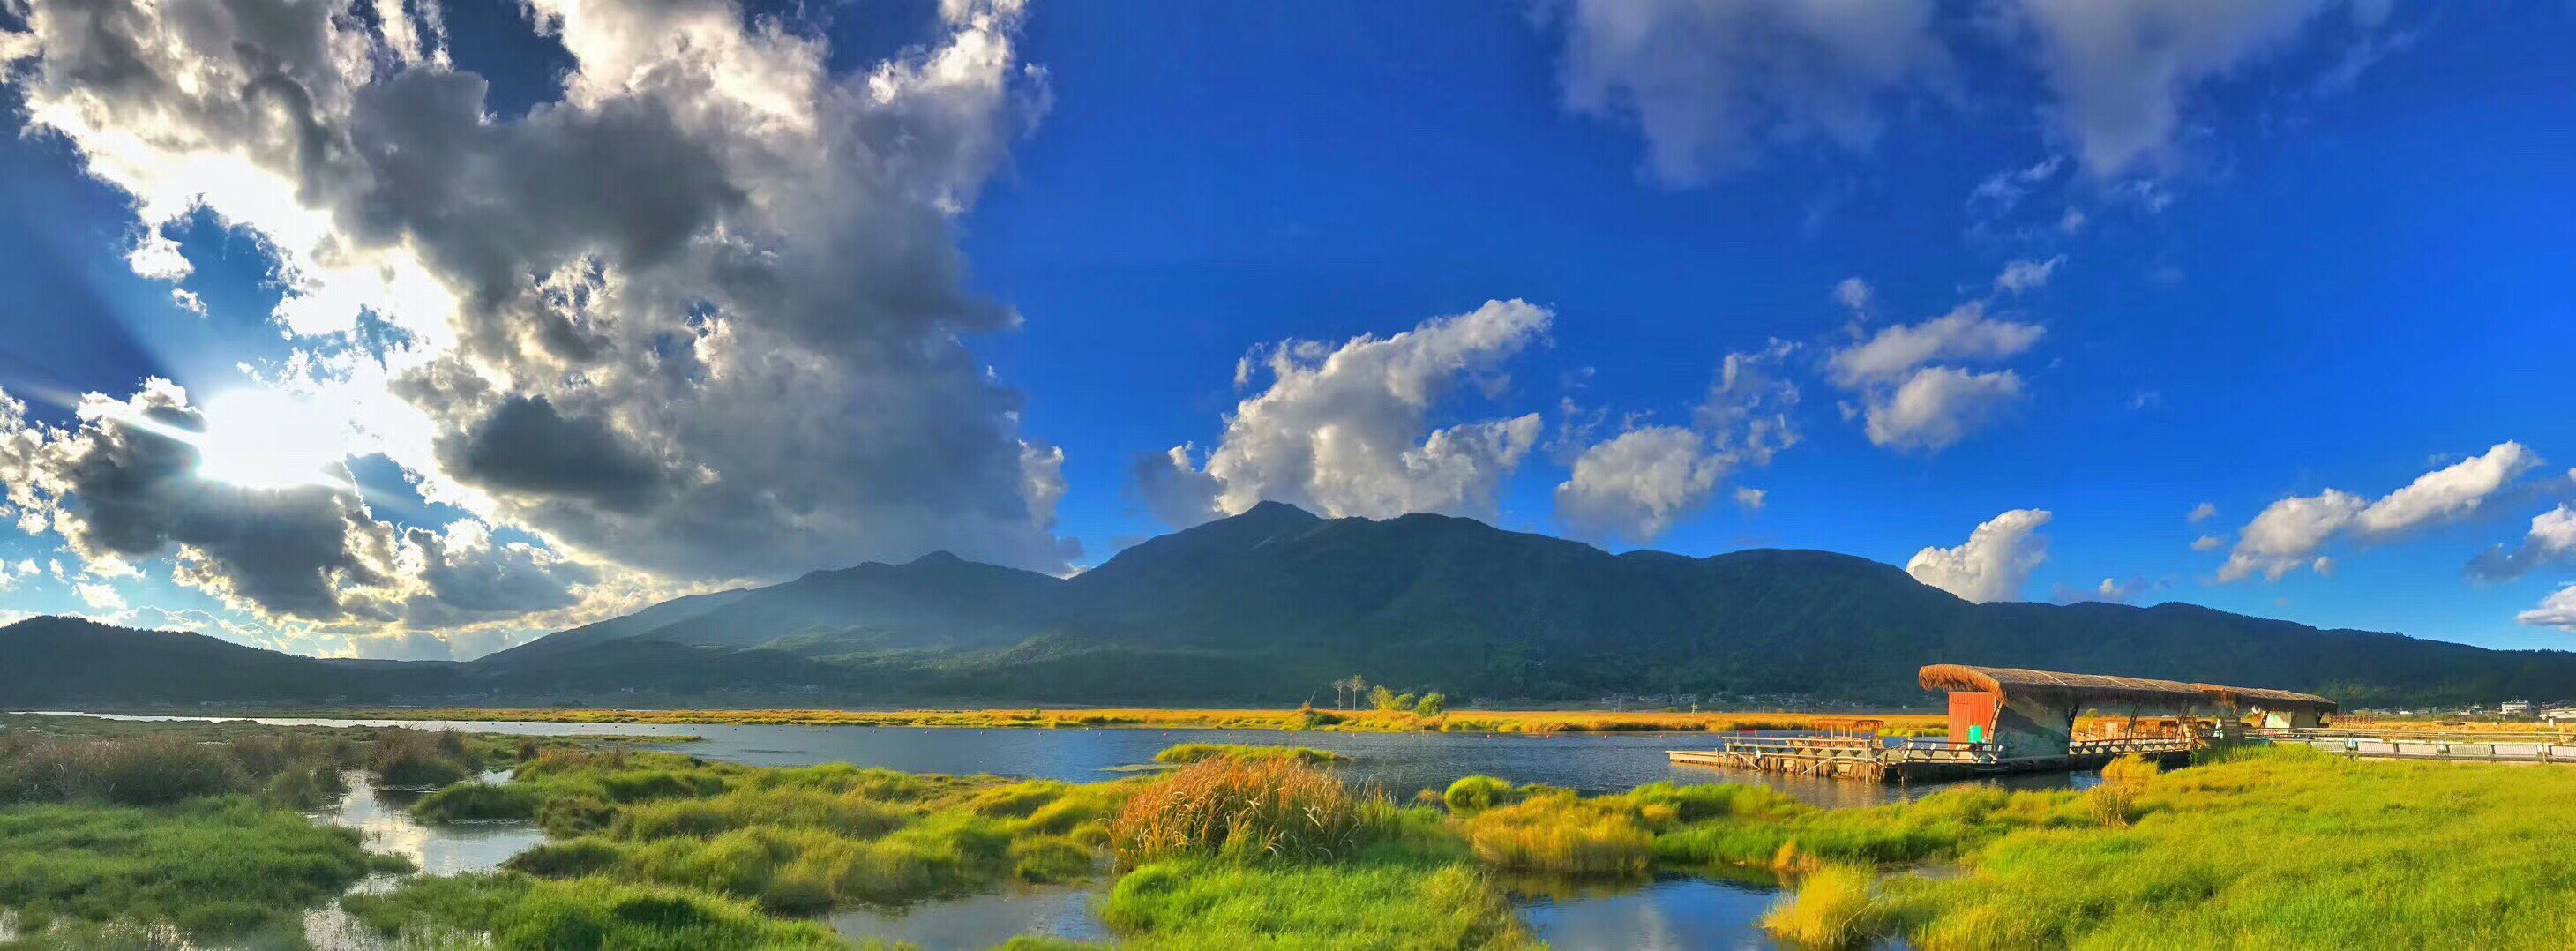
[2264,731,2576,764]
[1668,734,2200,783]
[1669,729,2576,783]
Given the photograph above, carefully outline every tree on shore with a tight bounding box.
[1331,676,1369,710]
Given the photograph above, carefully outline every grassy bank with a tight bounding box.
[163,705,1945,736]
[1862,745,2576,948]
[0,728,422,944]
[405,748,1127,913]
[371,753,1535,948]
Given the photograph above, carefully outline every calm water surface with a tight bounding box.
[34,711,2086,807]
[42,712,2075,949]
[1515,876,1786,951]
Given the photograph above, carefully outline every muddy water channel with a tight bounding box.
[54,713,2088,948]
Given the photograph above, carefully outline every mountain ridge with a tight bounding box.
[8,504,2573,708]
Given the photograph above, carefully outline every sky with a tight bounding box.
[0,0,2571,660]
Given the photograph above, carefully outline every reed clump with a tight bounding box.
[0,730,354,809]
[1442,775,1522,812]
[343,872,846,949]
[1109,758,1374,868]
[365,729,480,789]
[1457,791,1653,874]
[410,781,542,822]
[1761,865,1879,948]
[2085,753,2160,828]
[1153,743,1348,765]
[1103,857,1537,950]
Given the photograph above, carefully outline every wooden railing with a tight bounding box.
[2071,737,2200,756]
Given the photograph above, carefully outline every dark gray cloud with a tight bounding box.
[5,0,1081,592]
[401,520,600,622]
[1,382,402,621]
[448,395,668,513]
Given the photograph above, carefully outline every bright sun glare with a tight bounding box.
[193,389,352,490]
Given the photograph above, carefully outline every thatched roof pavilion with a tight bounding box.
[2189,684,2338,715]
[1918,664,2207,708]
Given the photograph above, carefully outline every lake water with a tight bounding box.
[33,711,2089,808]
[41,712,2079,948]
[1515,875,1786,950]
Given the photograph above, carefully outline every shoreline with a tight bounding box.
[19,705,1952,735]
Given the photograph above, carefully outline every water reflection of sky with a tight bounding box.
[317,773,540,876]
[829,885,1112,947]
[1516,877,1785,951]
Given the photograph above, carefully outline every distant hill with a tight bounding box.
[10,503,2576,708]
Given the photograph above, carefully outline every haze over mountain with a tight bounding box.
[10,505,2574,710]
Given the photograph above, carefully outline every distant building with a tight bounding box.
[2500,700,2535,715]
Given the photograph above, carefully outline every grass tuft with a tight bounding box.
[1152,743,1347,765]
[1109,759,1373,868]
[1761,865,1879,948]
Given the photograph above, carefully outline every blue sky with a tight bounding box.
[0,0,2570,657]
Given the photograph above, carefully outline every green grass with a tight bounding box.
[0,797,410,940]
[342,872,849,949]
[1150,743,1347,765]
[466,750,1129,912]
[1870,745,2576,949]
[1102,857,1534,950]
[1109,758,1375,867]
[413,781,543,822]
[1761,865,1879,948]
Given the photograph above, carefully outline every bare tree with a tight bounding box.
[1331,675,1369,710]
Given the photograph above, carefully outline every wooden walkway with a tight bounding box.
[2266,732,2576,764]
[1668,734,2200,783]
[1669,730,2576,783]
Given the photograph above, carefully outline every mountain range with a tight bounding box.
[8,502,2574,709]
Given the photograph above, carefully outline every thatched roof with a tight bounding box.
[1919,665,2206,708]
[2191,684,2339,714]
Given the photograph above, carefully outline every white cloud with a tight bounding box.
[1832,277,1873,313]
[1556,427,1726,545]
[1826,303,2045,387]
[2008,0,2393,176]
[1998,0,2400,176]
[2470,505,2576,581]
[2190,534,2227,552]
[76,581,127,610]
[1550,0,1948,185]
[2220,442,2544,582]
[1734,487,1768,511]
[1861,367,2027,453]
[1993,256,2066,295]
[2219,490,2366,582]
[2055,574,2161,604]
[2189,501,2218,523]
[1967,156,2065,216]
[1139,300,1551,525]
[1549,0,2402,185]
[1554,341,1801,544]
[1907,508,2053,603]
[2352,442,2539,536]
[0,558,34,591]
[0,0,1081,629]
[1825,299,2046,454]
[2520,585,2576,633]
